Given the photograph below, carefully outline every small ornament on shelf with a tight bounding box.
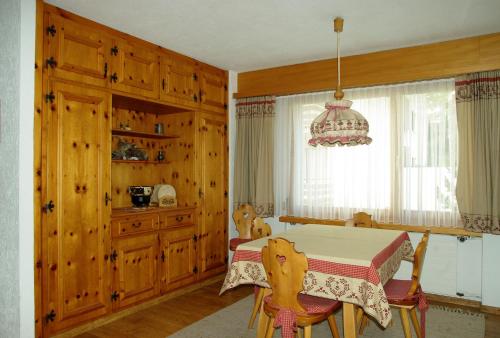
[111,138,148,160]
[119,121,131,131]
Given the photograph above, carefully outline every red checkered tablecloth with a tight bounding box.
[220,224,414,328]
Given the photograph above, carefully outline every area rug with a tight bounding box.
[168,296,484,338]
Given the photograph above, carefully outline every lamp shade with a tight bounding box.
[308,99,372,147]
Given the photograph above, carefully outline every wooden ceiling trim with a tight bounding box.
[235,33,500,98]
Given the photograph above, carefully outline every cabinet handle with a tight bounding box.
[198,188,204,199]
[104,62,108,78]
[162,78,166,90]
[131,222,142,228]
[175,216,184,223]
[110,73,118,83]
[161,250,165,262]
[105,192,112,206]
[193,94,198,102]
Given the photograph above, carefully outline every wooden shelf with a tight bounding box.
[112,159,171,165]
[112,129,178,139]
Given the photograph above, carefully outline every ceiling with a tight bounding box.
[46,0,500,72]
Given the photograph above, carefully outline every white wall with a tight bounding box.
[227,70,238,262]
[482,234,500,307]
[0,0,35,337]
[19,0,36,336]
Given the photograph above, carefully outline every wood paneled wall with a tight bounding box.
[236,33,500,98]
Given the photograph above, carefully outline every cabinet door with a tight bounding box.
[45,13,111,87]
[43,81,111,334]
[110,38,159,98]
[160,55,199,108]
[112,233,159,309]
[200,66,227,114]
[197,113,228,278]
[159,226,197,292]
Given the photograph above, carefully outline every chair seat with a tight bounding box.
[384,279,416,304]
[265,294,341,315]
[229,237,252,251]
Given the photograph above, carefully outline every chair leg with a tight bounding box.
[400,308,412,338]
[249,287,265,328]
[327,314,340,338]
[410,308,422,338]
[359,314,369,335]
[303,325,312,338]
[356,308,364,328]
[264,316,275,338]
[296,327,303,338]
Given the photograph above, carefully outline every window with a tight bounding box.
[274,79,460,227]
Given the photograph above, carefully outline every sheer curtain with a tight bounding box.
[275,79,461,227]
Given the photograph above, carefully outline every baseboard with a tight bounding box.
[426,293,500,316]
[51,274,226,338]
[481,304,500,316]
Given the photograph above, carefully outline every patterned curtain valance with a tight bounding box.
[236,96,276,119]
[234,96,276,217]
[455,70,500,234]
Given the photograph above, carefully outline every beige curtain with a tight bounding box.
[455,70,500,234]
[234,96,275,217]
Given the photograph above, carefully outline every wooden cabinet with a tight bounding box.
[159,226,198,292]
[200,65,228,114]
[111,233,159,310]
[45,13,111,87]
[160,54,200,108]
[39,4,228,336]
[42,81,112,334]
[110,38,159,99]
[197,113,228,278]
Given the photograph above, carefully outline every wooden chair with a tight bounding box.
[230,204,257,251]
[353,212,373,227]
[248,217,273,328]
[251,217,272,240]
[360,231,430,338]
[261,238,341,338]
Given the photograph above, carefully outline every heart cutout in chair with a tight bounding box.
[276,254,287,265]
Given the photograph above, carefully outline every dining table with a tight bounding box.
[220,224,414,338]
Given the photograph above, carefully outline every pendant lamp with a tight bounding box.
[308,17,372,147]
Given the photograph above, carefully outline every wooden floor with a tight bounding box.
[73,280,499,338]
[74,281,253,338]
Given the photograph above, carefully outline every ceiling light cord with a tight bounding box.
[337,29,340,92]
[333,17,344,100]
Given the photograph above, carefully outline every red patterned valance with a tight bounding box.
[456,73,500,103]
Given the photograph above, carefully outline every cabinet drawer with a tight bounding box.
[112,214,159,237]
[161,210,195,229]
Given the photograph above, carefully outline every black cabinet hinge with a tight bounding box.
[45,91,55,104]
[45,57,57,69]
[110,249,117,262]
[193,94,198,102]
[111,291,119,302]
[43,200,55,213]
[161,250,166,262]
[193,234,198,242]
[110,46,119,56]
[193,73,198,81]
[46,25,56,37]
[45,309,56,323]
